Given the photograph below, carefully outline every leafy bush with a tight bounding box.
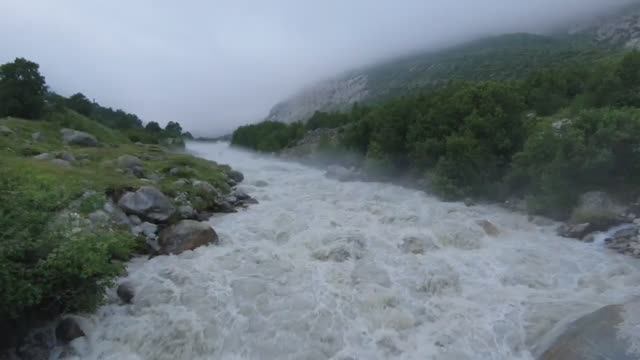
[0,58,47,119]
[510,108,640,217]
[0,156,135,321]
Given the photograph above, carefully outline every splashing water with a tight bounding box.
[72,142,640,360]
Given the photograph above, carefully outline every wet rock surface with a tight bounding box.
[605,226,640,258]
[117,282,135,304]
[55,318,84,344]
[541,300,640,360]
[157,220,219,254]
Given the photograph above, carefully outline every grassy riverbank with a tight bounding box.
[0,57,238,350]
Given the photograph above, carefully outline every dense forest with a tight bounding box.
[232,51,640,218]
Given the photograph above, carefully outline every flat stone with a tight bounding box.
[227,170,244,183]
[88,210,110,226]
[128,215,142,226]
[117,155,143,169]
[557,223,591,239]
[117,282,135,304]
[117,186,175,223]
[57,151,76,163]
[60,128,98,147]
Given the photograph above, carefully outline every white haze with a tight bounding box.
[0,0,635,135]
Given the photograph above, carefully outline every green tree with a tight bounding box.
[165,121,183,136]
[0,58,47,119]
[145,121,162,132]
[66,92,93,116]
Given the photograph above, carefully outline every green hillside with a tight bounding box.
[355,33,609,101]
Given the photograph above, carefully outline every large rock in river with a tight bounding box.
[117,186,175,223]
[540,299,640,360]
[158,220,218,254]
[55,318,85,344]
[60,128,98,147]
[325,165,361,182]
[227,169,244,183]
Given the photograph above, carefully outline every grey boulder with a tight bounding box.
[55,318,84,344]
[50,159,72,168]
[117,154,143,169]
[227,169,244,183]
[60,128,98,147]
[605,226,640,258]
[0,125,13,136]
[158,220,218,255]
[117,186,175,223]
[540,299,640,360]
[117,282,135,304]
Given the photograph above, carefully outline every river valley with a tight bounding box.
[73,141,640,360]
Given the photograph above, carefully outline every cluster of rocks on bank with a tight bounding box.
[4,126,260,350]
[555,191,640,258]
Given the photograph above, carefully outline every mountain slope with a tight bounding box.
[267,5,640,124]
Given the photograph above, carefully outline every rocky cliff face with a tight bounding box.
[266,74,368,124]
[569,5,640,49]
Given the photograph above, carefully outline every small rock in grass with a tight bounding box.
[0,125,13,136]
[33,153,52,160]
[50,159,72,168]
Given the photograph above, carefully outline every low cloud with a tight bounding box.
[0,0,634,135]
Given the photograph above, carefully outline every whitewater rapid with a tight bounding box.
[74,141,640,360]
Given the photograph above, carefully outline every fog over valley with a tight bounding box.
[0,0,635,135]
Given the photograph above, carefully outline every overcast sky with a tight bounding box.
[0,1,634,135]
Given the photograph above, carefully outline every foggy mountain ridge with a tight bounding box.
[266,4,640,124]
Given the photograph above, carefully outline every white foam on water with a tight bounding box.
[74,141,640,360]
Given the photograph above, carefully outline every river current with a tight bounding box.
[73,141,640,359]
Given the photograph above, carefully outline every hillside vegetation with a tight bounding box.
[267,32,619,123]
[232,51,640,219]
[0,57,239,349]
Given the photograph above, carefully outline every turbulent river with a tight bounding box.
[75,141,640,360]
